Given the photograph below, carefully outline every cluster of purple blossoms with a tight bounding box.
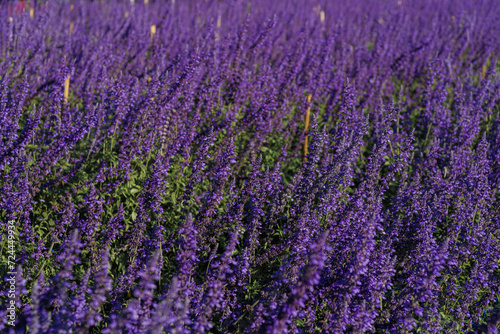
[1,0,500,333]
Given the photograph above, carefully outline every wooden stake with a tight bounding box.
[64,75,70,104]
[70,21,74,35]
[320,11,325,23]
[217,13,222,28]
[150,24,156,43]
[303,94,313,161]
[215,13,222,42]
[30,7,34,19]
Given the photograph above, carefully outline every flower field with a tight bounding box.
[1,0,500,332]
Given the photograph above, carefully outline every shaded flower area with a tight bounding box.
[0,0,500,332]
